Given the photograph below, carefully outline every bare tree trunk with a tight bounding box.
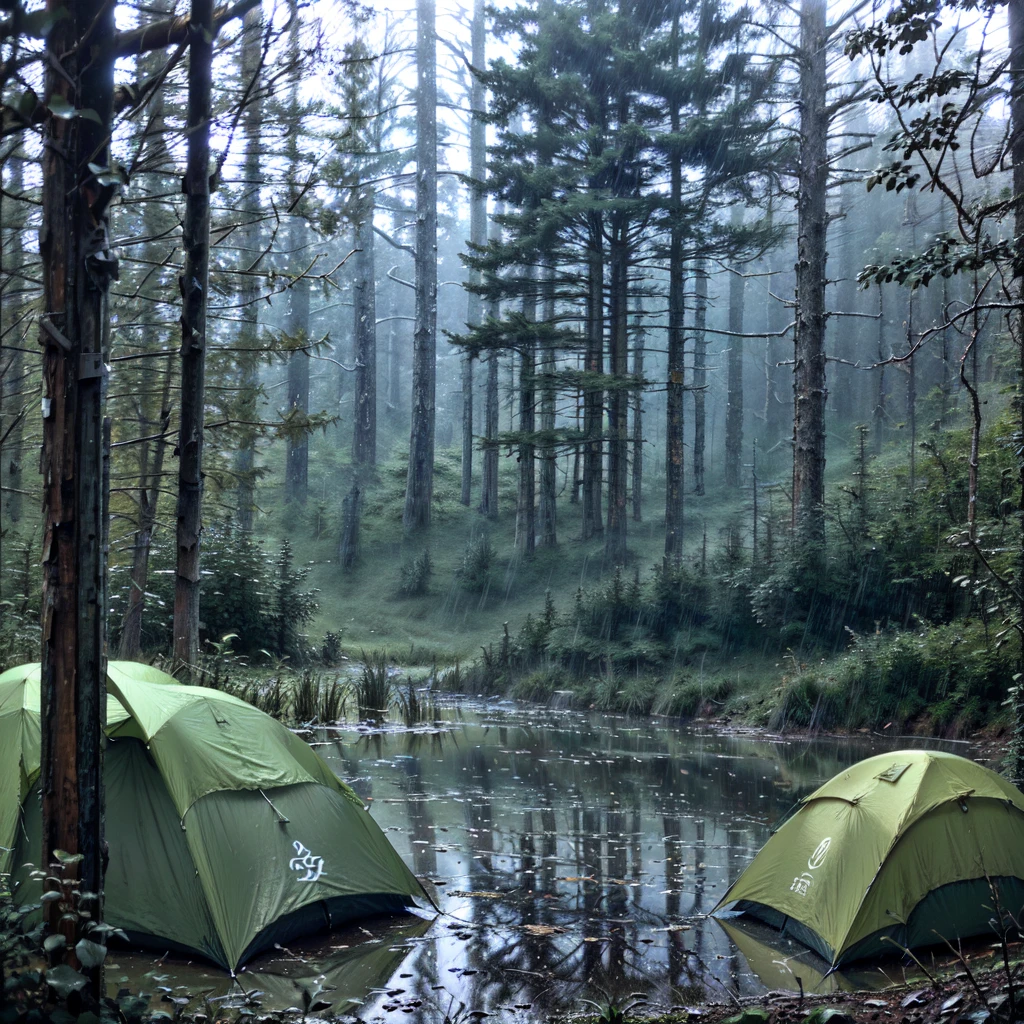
[284,245,310,502]
[119,350,174,660]
[480,207,501,517]
[517,276,536,555]
[235,5,262,531]
[905,201,917,493]
[1009,0,1024,783]
[284,7,309,505]
[664,18,685,562]
[583,213,604,540]
[605,217,628,563]
[832,182,857,423]
[692,260,708,497]
[463,0,486,505]
[1,153,25,537]
[765,262,790,444]
[539,262,557,546]
[873,284,888,455]
[403,0,438,530]
[338,483,361,570]
[174,0,214,675]
[120,22,177,657]
[353,190,377,468]
[725,211,745,489]
[39,0,116,991]
[631,315,644,522]
[792,0,829,555]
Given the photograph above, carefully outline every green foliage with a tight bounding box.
[108,524,317,661]
[653,675,736,718]
[292,668,346,724]
[0,602,38,669]
[398,549,433,597]
[1,861,146,1024]
[269,539,319,661]
[455,534,494,593]
[356,649,392,723]
[321,630,343,665]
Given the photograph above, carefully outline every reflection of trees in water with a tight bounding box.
[400,754,437,877]
[464,746,495,877]
[305,710,894,1016]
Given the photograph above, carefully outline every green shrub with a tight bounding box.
[653,675,735,718]
[321,630,343,665]
[108,524,317,660]
[397,549,433,597]
[455,535,494,593]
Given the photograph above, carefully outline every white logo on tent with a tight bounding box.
[808,837,831,870]
[289,841,325,882]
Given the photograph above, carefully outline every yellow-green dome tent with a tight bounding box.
[0,662,427,971]
[713,749,1024,966]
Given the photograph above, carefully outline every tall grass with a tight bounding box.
[357,650,392,723]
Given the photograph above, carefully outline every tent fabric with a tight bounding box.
[713,749,1024,966]
[1,662,427,970]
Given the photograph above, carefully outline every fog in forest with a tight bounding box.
[1,0,1024,1016]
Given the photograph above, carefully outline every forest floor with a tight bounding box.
[566,947,1024,1024]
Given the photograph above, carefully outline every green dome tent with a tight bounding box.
[0,662,428,971]
[713,749,1024,966]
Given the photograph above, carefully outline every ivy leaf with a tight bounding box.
[45,964,88,998]
[46,95,77,119]
[74,937,107,969]
[46,97,103,124]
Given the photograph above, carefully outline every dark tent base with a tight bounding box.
[730,875,1024,966]
[114,895,419,971]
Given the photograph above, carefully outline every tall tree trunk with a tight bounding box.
[873,285,888,455]
[284,261,311,502]
[120,22,177,656]
[765,262,790,445]
[831,182,857,423]
[39,0,116,990]
[1008,0,1024,783]
[539,262,557,546]
[583,213,604,540]
[174,0,214,675]
[353,189,377,468]
[725,211,745,489]
[480,205,501,517]
[1,153,25,538]
[692,260,708,496]
[119,350,174,659]
[605,217,629,562]
[792,0,829,554]
[235,5,262,530]
[631,315,644,522]
[403,0,438,530]
[517,276,536,555]
[905,199,918,493]
[463,0,486,506]
[284,7,309,504]
[664,17,685,561]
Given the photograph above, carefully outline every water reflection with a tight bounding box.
[113,704,982,1019]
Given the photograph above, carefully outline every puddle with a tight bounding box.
[109,703,985,1019]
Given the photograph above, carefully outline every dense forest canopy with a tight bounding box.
[1,0,1024,976]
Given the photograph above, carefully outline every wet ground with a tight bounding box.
[108,702,988,1021]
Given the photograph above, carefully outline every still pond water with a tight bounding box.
[110,701,983,1021]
